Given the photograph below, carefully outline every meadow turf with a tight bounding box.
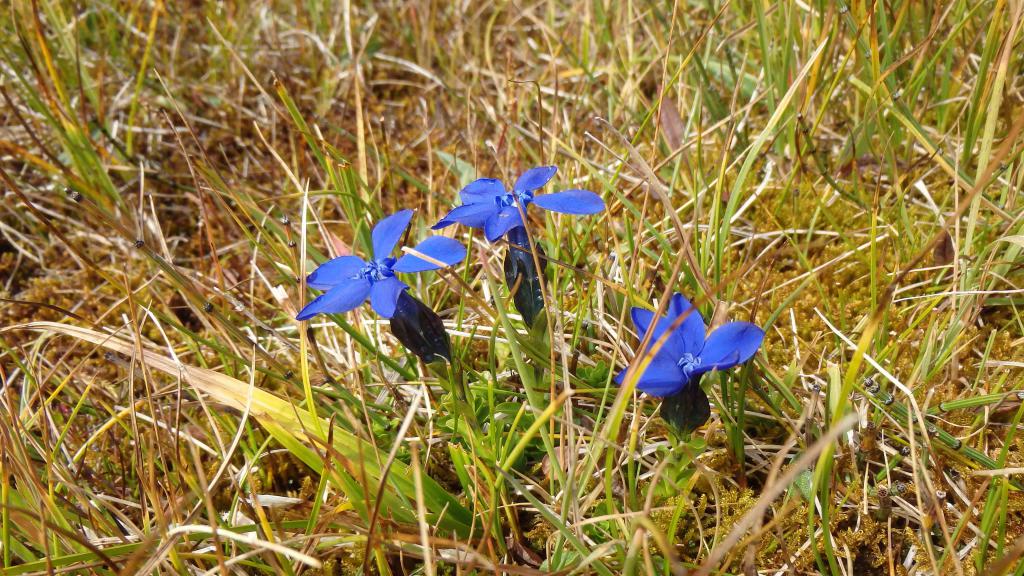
[1,0,1024,574]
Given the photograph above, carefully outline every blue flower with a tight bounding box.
[615,293,764,397]
[296,209,465,320]
[432,166,605,241]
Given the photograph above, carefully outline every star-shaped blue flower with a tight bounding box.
[432,166,604,241]
[615,293,765,397]
[296,209,465,320]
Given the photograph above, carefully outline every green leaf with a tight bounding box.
[793,469,814,501]
[436,150,477,188]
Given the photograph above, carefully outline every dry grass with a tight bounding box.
[2,0,1024,574]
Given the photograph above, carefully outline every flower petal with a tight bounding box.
[296,278,371,320]
[372,209,414,259]
[432,202,496,230]
[513,165,557,193]
[693,321,764,375]
[630,308,684,358]
[306,255,367,290]
[460,178,506,203]
[614,353,686,397]
[483,206,524,242]
[369,276,408,319]
[668,293,706,356]
[629,293,705,358]
[393,236,466,272]
[630,307,656,335]
[531,189,605,214]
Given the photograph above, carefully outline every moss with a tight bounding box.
[338,546,367,575]
[263,450,318,496]
[834,516,890,573]
[424,446,462,494]
[524,516,555,552]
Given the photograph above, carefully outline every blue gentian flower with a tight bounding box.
[615,293,764,397]
[296,209,465,320]
[432,166,604,241]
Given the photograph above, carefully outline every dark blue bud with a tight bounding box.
[503,227,545,327]
[389,291,451,364]
[659,377,710,434]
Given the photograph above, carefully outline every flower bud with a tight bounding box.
[659,378,711,433]
[389,291,451,364]
[503,227,545,326]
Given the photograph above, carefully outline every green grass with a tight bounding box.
[2,0,1024,574]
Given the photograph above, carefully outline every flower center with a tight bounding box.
[359,258,396,283]
[495,190,532,209]
[677,353,701,379]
